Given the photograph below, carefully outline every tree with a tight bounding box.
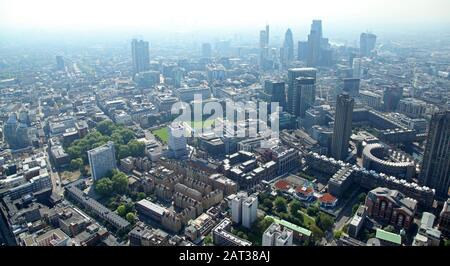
[116,205,127,217]
[117,128,135,144]
[204,234,213,246]
[290,200,302,216]
[111,171,129,194]
[307,205,319,217]
[70,158,83,171]
[128,139,145,157]
[137,192,146,201]
[342,224,350,234]
[444,239,450,246]
[117,144,131,160]
[316,213,334,232]
[126,212,136,223]
[256,217,274,234]
[95,178,113,197]
[357,193,367,203]
[96,120,116,136]
[262,198,273,210]
[352,204,360,215]
[334,230,343,239]
[274,197,287,213]
[310,224,324,241]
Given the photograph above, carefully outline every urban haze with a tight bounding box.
[0,0,449,250]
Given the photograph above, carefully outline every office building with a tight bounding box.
[383,86,403,112]
[87,141,117,181]
[56,55,65,70]
[342,78,360,97]
[168,122,188,158]
[262,223,293,246]
[296,77,316,118]
[264,80,286,109]
[202,43,212,58]
[331,93,354,160]
[287,68,317,117]
[352,58,361,78]
[281,28,294,68]
[298,41,308,61]
[439,199,450,236]
[131,39,150,74]
[307,20,322,67]
[360,32,377,57]
[419,110,450,199]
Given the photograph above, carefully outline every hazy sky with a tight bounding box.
[1,0,450,32]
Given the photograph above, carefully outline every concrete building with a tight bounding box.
[230,192,258,228]
[241,195,258,228]
[419,110,450,199]
[212,218,252,246]
[348,205,367,238]
[87,141,117,181]
[331,93,354,160]
[287,68,317,117]
[360,32,377,57]
[362,143,416,179]
[439,199,450,236]
[131,39,150,74]
[262,222,293,246]
[168,122,188,158]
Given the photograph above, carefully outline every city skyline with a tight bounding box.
[0,0,449,256]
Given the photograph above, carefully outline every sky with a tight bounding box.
[0,0,449,46]
[1,0,450,31]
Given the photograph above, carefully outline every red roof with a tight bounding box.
[319,193,337,203]
[274,180,290,190]
[295,186,314,195]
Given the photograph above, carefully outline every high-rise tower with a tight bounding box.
[419,110,450,199]
[286,68,317,117]
[331,93,354,161]
[131,39,150,74]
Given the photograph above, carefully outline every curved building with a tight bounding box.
[362,143,415,179]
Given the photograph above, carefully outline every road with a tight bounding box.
[43,144,63,195]
[334,189,363,231]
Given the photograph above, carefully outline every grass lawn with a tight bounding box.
[152,119,215,144]
[299,210,316,228]
[151,127,169,143]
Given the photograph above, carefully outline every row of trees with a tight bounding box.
[66,120,145,167]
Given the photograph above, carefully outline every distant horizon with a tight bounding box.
[1,21,450,48]
[1,0,450,44]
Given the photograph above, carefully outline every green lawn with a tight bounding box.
[152,127,169,143]
[299,210,316,228]
[152,120,215,144]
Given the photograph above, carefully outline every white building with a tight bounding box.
[168,123,187,158]
[230,192,246,224]
[88,141,117,181]
[230,192,258,228]
[242,196,258,228]
[262,223,293,246]
[352,58,361,79]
